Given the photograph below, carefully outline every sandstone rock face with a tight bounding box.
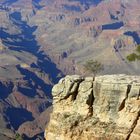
[45,75,140,140]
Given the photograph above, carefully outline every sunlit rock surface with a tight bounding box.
[45,75,140,140]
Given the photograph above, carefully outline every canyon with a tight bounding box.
[0,0,140,139]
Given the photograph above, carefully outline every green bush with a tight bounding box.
[136,45,140,53]
[126,53,137,62]
[136,54,140,60]
[15,134,23,140]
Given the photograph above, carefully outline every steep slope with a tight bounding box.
[1,0,140,74]
[0,1,63,139]
[27,0,140,74]
[45,75,140,140]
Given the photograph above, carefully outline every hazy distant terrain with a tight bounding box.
[0,0,140,139]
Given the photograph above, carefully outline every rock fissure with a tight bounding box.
[61,81,75,100]
[126,84,132,98]
[86,83,94,117]
[71,83,80,101]
[126,111,140,140]
[137,89,140,100]
[60,79,84,101]
[118,84,132,111]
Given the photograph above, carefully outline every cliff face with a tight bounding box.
[45,75,140,140]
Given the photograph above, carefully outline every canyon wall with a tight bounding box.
[45,75,140,140]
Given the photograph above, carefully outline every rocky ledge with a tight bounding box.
[45,75,140,140]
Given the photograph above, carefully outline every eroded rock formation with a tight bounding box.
[45,75,140,140]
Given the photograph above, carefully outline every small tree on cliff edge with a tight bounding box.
[15,134,23,140]
[83,60,104,76]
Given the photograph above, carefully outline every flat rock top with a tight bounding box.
[95,74,140,84]
[65,74,140,84]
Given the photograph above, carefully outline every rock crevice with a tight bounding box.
[126,111,140,140]
[118,84,132,111]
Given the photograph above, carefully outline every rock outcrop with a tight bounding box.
[45,75,140,140]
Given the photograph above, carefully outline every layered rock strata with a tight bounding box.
[45,75,140,140]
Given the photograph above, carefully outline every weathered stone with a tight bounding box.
[79,81,93,93]
[52,83,65,96]
[52,75,84,103]
[45,75,140,140]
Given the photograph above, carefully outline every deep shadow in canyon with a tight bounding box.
[0,10,63,139]
[0,11,62,85]
[102,21,124,30]
[6,107,34,130]
[124,31,140,45]
[2,0,18,6]
[0,81,14,99]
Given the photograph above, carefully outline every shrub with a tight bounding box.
[83,60,104,75]
[136,54,140,60]
[15,134,23,140]
[126,53,137,62]
[136,45,140,53]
